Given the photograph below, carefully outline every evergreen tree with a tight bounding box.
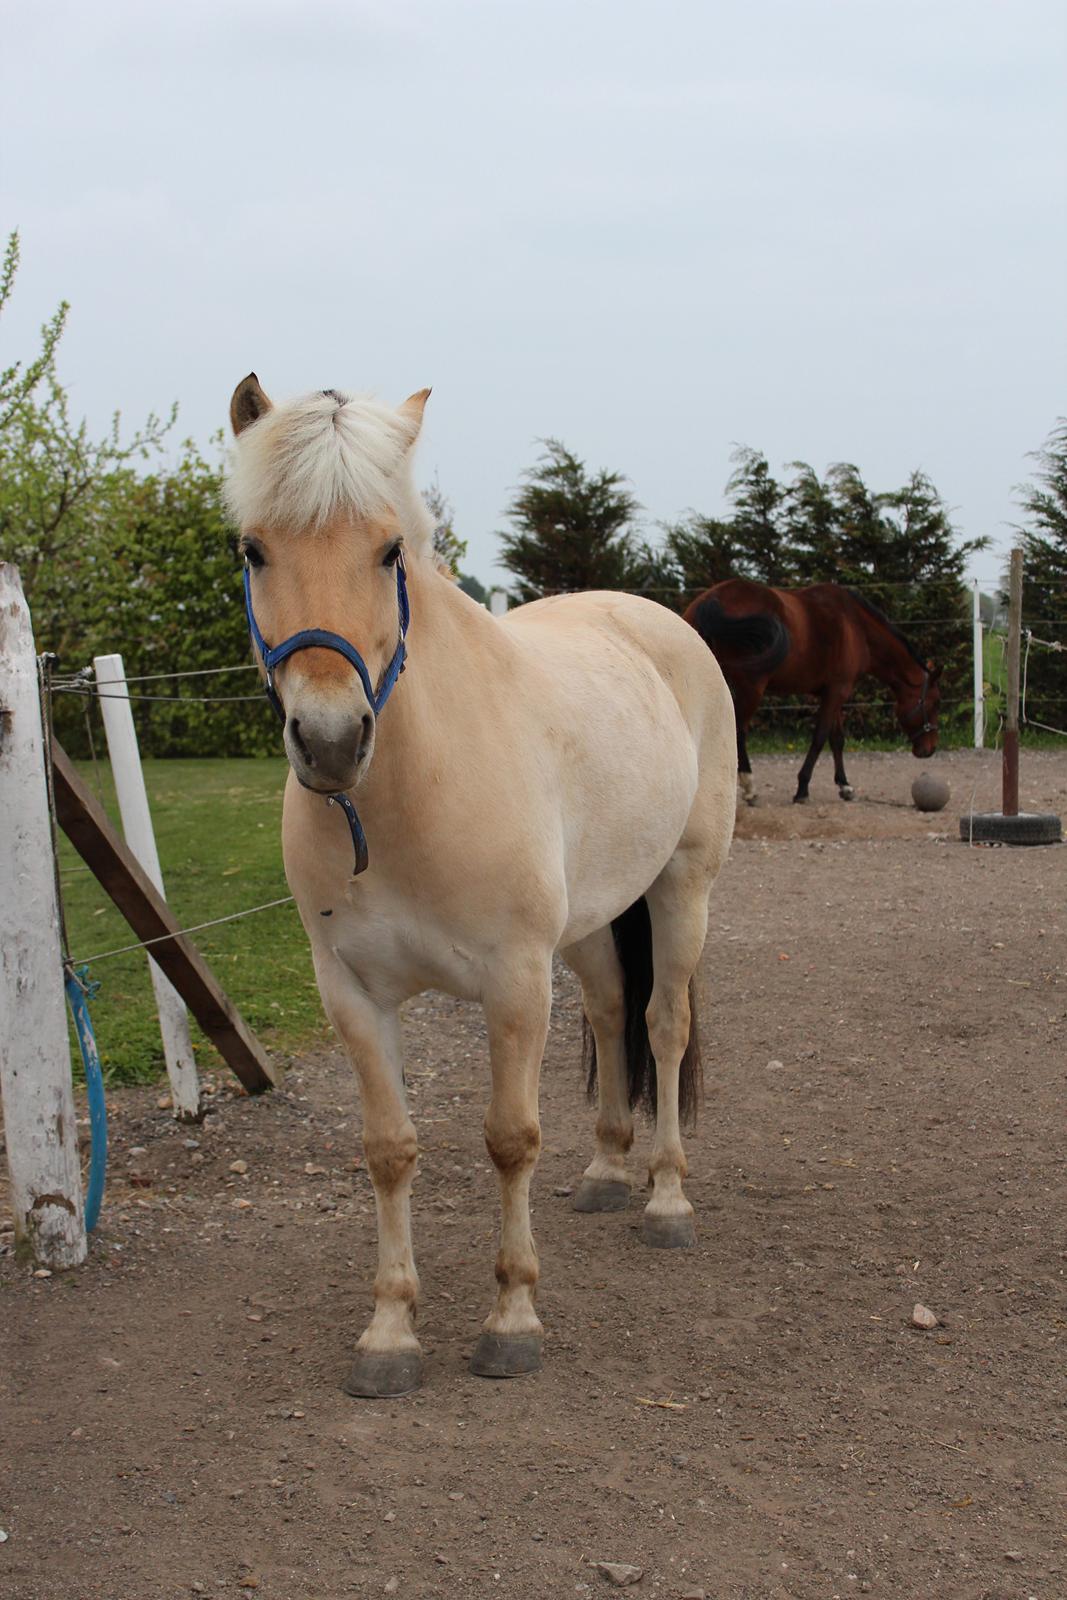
[422,475,468,574]
[723,446,794,584]
[497,439,641,602]
[661,511,760,599]
[1014,419,1067,728]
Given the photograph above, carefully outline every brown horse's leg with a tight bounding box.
[471,957,551,1378]
[316,961,422,1398]
[793,693,840,803]
[563,927,633,1212]
[829,710,854,799]
[732,680,764,805]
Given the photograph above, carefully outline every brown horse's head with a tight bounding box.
[227,375,431,793]
[895,659,941,759]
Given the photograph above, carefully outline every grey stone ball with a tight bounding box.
[912,771,951,812]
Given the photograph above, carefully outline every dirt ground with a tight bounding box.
[2,750,1065,1600]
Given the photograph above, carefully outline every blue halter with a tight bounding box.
[243,554,410,875]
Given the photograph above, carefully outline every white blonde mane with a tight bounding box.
[225,389,434,551]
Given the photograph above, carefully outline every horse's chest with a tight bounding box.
[314,895,485,1004]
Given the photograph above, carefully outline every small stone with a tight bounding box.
[129,1146,148,1158]
[594,1563,643,1587]
[232,1198,253,1211]
[911,1303,939,1329]
[157,1095,172,1110]
[681,1589,706,1600]
[33,1268,52,1279]
[184,1139,200,1151]
[766,1059,784,1070]
[553,1185,574,1197]
[237,1579,260,1591]
[1003,1551,1024,1563]
[0,1530,8,1543]
[304,1163,327,1176]
[384,1511,396,1523]
[229,1159,248,1175]
[384,1581,399,1595]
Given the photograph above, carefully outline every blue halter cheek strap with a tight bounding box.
[243,556,410,876]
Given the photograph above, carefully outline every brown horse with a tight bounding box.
[684,578,941,804]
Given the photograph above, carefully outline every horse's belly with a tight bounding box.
[556,695,699,944]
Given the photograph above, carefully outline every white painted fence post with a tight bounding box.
[972,579,984,750]
[0,563,87,1268]
[93,653,201,1120]
[488,590,509,618]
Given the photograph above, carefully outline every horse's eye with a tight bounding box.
[243,542,265,570]
[383,542,402,569]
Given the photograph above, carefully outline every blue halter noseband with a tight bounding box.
[243,555,410,875]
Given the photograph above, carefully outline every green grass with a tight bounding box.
[60,758,327,1085]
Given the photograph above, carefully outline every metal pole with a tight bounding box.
[972,579,984,750]
[0,564,87,1268]
[93,652,201,1119]
[1002,548,1023,817]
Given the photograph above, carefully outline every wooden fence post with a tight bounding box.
[1003,548,1023,817]
[972,579,984,750]
[0,563,87,1269]
[93,653,201,1120]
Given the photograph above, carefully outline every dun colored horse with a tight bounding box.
[684,578,941,804]
[227,376,736,1396]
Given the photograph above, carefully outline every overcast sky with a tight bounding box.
[2,0,1064,587]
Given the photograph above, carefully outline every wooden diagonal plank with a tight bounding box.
[51,740,276,1094]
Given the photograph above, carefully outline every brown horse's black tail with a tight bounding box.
[688,595,789,679]
[583,897,702,1124]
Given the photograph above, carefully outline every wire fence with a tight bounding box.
[47,586,1067,747]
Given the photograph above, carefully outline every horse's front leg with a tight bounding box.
[470,957,552,1380]
[793,693,838,803]
[315,956,422,1398]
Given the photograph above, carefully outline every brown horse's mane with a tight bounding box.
[845,589,929,670]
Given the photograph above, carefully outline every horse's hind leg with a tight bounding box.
[829,710,854,799]
[732,681,763,806]
[641,850,714,1248]
[562,927,633,1212]
[470,955,552,1379]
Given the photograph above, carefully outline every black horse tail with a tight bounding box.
[583,897,702,1124]
[688,595,789,679]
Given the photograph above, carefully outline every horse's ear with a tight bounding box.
[230,374,273,436]
[397,387,431,444]
[927,659,941,681]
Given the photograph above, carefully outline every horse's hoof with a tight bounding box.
[839,786,855,802]
[342,1349,423,1398]
[744,794,758,808]
[641,1211,696,1249]
[572,1178,631,1213]
[470,1332,543,1379]
[792,794,810,806]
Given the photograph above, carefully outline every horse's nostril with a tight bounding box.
[357,713,373,760]
[290,717,315,767]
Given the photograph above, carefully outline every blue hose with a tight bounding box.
[64,966,107,1232]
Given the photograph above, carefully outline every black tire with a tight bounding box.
[958,811,1062,846]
